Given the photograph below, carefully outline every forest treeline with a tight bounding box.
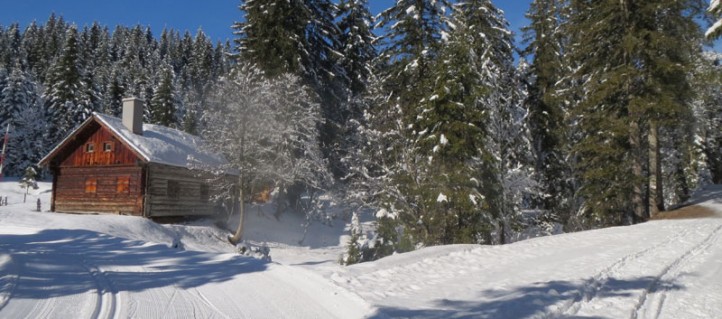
[1,1,721,264]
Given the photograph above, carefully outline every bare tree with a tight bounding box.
[203,64,330,244]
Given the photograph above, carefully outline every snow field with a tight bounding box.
[0,182,373,318]
[332,216,722,318]
[1,180,722,318]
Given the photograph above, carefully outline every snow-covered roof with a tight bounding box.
[41,112,235,174]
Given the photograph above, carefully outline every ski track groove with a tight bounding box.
[632,224,722,319]
[191,288,230,319]
[551,226,696,318]
[0,253,19,312]
[16,252,59,319]
[81,258,119,319]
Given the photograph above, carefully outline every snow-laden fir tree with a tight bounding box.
[202,64,331,244]
[341,74,414,258]
[454,0,535,244]
[690,52,722,186]
[1,66,45,176]
[400,0,511,245]
[707,0,722,39]
[8,84,47,178]
[0,65,27,128]
[336,0,376,98]
[522,0,573,226]
[234,0,348,177]
[376,0,450,103]
[19,165,40,196]
[44,26,96,144]
[566,0,705,226]
[0,24,22,69]
[233,0,309,77]
[149,64,177,127]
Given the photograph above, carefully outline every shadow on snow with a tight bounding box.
[368,276,685,319]
[0,229,267,299]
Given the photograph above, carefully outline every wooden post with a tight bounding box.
[37,198,41,212]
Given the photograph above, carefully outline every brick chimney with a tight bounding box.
[122,97,143,135]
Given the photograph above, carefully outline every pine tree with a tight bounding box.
[707,0,722,39]
[695,52,722,184]
[337,0,376,98]
[45,26,93,143]
[233,0,309,77]
[149,65,177,127]
[0,66,29,128]
[9,95,47,177]
[522,0,572,224]
[235,0,346,176]
[376,0,450,103]
[567,0,705,226]
[1,66,45,176]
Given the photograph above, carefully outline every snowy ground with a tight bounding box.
[1,180,721,318]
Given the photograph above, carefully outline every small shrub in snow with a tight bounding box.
[235,241,272,262]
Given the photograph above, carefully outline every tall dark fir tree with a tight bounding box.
[522,0,572,224]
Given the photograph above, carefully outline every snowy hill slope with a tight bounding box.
[1,180,721,318]
[330,188,722,318]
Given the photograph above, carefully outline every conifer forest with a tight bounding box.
[1,0,721,264]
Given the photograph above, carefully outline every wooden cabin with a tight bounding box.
[39,97,236,218]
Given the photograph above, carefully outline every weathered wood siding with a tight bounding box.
[144,164,222,217]
[58,122,140,167]
[53,166,145,215]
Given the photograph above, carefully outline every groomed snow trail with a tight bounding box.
[0,225,372,319]
[333,202,722,318]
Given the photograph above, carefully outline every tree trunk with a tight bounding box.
[498,220,506,245]
[630,120,647,222]
[229,175,245,245]
[648,121,664,216]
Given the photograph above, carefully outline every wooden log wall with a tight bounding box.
[53,166,144,215]
[59,122,141,167]
[145,164,227,217]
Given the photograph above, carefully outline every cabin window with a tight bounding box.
[103,141,113,152]
[85,143,95,153]
[200,184,209,202]
[85,178,97,193]
[167,180,180,198]
[117,176,130,194]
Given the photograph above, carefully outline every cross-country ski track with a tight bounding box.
[0,226,372,319]
[1,181,722,318]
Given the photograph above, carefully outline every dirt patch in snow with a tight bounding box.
[652,205,719,220]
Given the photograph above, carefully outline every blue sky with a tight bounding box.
[0,1,532,45]
[0,0,718,51]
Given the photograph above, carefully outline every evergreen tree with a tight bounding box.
[9,94,47,177]
[235,0,346,176]
[0,66,29,128]
[44,26,93,143]
[149,65,177,127]
[522,0,572,224]
[0,66,45,175]
[336,0,376,98]
[233,0,309,77]
[694,52,722,184]
[376,0,450,103]
[707,0,722,39]
[21,22,44,78]
[567,0,705,226]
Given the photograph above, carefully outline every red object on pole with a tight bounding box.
[0,123,10,181]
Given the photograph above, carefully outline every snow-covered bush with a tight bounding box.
[235,241,272,262]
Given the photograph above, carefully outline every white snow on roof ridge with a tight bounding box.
[93,112,231,171]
